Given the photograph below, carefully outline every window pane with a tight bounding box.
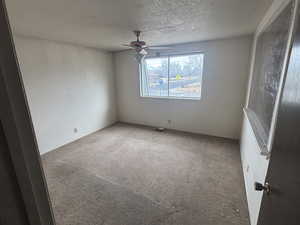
[142,57,168,97]
[140,53,204,99]
[169,54,203,98]
[247,2,293,148]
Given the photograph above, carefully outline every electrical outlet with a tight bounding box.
[74,128,78,133]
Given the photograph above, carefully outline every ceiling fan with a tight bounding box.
[123,30,170,61]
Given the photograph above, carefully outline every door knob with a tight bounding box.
[255,182,271,195]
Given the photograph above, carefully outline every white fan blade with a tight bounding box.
[148,46,171,50]
[122,44,134,48]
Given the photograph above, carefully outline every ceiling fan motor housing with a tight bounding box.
[130,41,146,47]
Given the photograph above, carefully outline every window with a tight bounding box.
[246,1,293,152]
[140,53,204,99]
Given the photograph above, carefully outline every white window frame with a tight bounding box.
[139,52,204,100]
[244,0,298,157]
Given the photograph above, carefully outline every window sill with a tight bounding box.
[243,108,270,158]
[140,96,201,101]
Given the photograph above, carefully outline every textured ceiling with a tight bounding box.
[6,0,273,51]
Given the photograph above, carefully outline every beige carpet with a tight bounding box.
[42,123,249,225]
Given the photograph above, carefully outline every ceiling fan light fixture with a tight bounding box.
[138,48,148,55]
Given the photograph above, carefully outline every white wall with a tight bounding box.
[240,1,292,225]
[14,35,117,154]
[114,36,252,139]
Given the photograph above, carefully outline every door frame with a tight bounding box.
[0,0,55,224]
